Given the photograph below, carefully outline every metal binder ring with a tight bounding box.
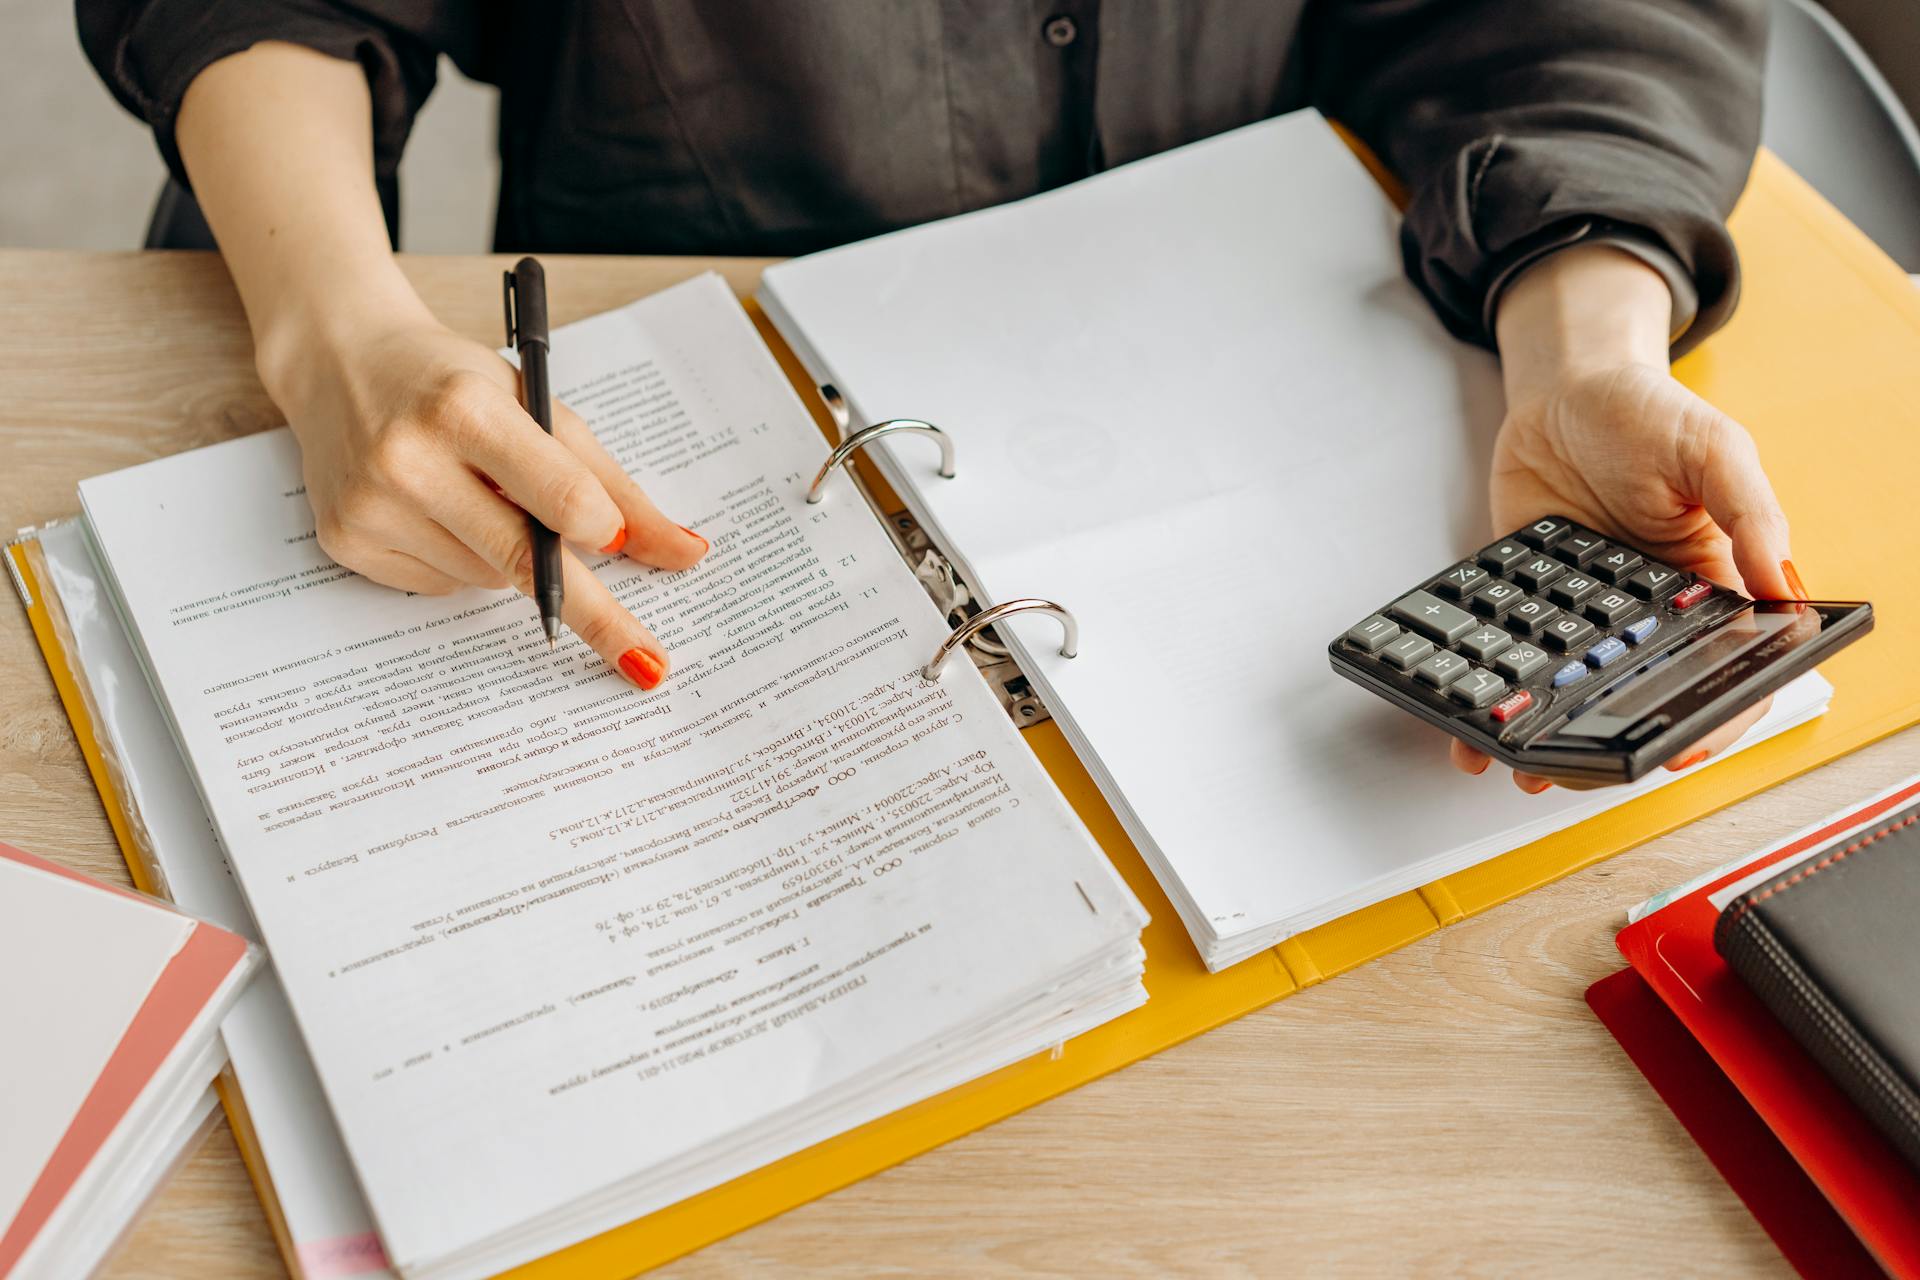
[818,384,852,438]
[921,599,1078,682]
[805,420,956,504]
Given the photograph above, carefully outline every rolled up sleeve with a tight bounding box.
[77,0,443,187]
[1307,0,1768,356]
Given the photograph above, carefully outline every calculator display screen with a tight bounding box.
[1546,603,1825,743]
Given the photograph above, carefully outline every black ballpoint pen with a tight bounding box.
[503,257,564,649]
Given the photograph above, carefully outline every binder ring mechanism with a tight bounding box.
[922,599,1078,682]
[805,420,956,504]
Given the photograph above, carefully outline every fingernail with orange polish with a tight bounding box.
[1781,559,1809,602]
[1667,750,1709,772]
[600,524,627,555]
[618,648,666,690]
[1470,757,1491,776]
[679,524,709,554]
[1517,775,1552,795]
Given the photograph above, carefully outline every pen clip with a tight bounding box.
[502,270,518,348]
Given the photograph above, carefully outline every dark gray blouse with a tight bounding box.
[79,0,1767,352]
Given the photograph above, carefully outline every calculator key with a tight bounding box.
[1554,530,1608,567]
[1550,659,1589,688]
[1489,688,1535,723]
[1625,564,1683,600]
[1622,616,1660,646]
[1511,555,1566,593]
[1345,615,1402,653]
[1585,635,1630,668]
[1583,588,1640,625]
[1434,562,1490,600]
[1517,517,1574,550]
[1671,581,1714,610]
[1592,545,1645,583]
[1414,649,1471,689]
[1505,596,1560,635]
[1381,632,1436,670]
[1449,668,1508,708]
[1471,580,1526,616]
[1492,643,1551,681]
[1542,614,1598,651]
[1546,573,1602,607]
[1458,625,1511,662]
[1389,590,1477,643]
[1477,538,1532,574]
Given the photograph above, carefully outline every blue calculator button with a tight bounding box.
[1622,616,1660,646]
[1550,660,1588,688]
[1585,636,1629,668]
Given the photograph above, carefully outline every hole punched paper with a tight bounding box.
[758,109,1833,971]
[72,275,1147,1280]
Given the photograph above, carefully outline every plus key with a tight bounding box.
[1388,589,1477,644]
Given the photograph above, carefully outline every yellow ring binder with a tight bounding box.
[11,143,1920,1278]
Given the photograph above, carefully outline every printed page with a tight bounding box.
[78,275,1142,1272]
[760,110,1831,963]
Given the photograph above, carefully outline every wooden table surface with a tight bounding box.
[5,247,1910,1278]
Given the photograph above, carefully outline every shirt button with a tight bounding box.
[1043,15,1078,47]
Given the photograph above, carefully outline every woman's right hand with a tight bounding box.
[260,317,707,689]
[174,45,703,689]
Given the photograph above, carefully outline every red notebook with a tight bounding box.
[1586,967,1885,1279]
[1607,778,1920,1279]
[0,842,256,1278]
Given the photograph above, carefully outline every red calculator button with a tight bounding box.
[1671,582,1713,610]
[1489,689,1533,723]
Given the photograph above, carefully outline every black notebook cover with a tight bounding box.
[1714,801,1920,1176]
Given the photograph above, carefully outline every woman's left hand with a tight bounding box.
[1455,244,1807,793]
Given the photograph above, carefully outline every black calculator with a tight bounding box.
[1328,516,1873,784]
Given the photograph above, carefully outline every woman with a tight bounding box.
[78,1,1804,790]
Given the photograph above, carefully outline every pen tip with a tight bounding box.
[542,616,560,650]
[549,637,557,652]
